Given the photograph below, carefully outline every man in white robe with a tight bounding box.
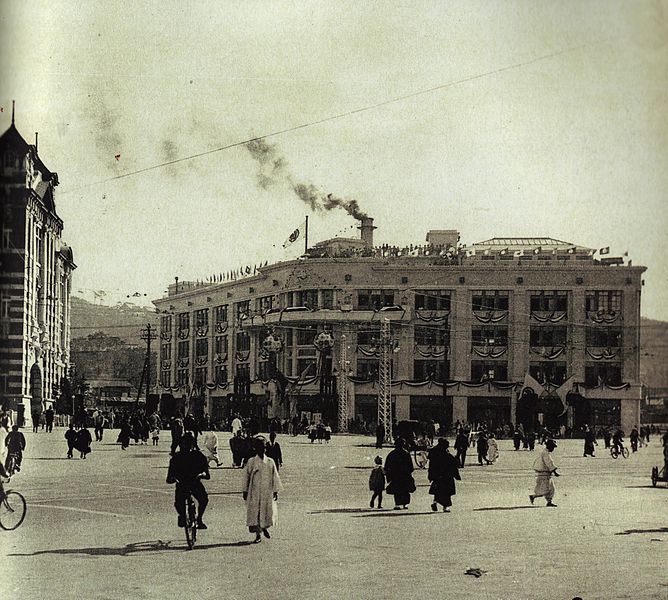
[200,431,222,467]
[243,437,283,543]
[530,439,559,507]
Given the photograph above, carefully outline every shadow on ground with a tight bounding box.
[615,527,668,536]
[8,539,254,557]
[473,506,539,512]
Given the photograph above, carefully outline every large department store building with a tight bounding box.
[0,109,76,424]
[153,219,645,433]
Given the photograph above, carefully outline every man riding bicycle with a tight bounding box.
[5,425,26,473]
[612,429,625,454]
[166,433,210,529]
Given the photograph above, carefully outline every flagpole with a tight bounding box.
[304,215,309,253]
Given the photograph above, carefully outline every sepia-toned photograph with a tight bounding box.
[1,2,666,598]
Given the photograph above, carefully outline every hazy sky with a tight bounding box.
[1,1,666,318]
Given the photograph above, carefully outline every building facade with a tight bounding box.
[0,110,76,424]
[153,221,644,433]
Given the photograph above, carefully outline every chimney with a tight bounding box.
[358,217,376,247]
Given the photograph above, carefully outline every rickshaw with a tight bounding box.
[395,420,432,469]
[651,464,668,487]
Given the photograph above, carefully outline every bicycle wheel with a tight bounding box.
[651,466,659,487]
[184,496,196,550]
[5,455,17,476]
[610,448,618,459]
[621,447,629,459]
[415,450,428,469]
[0,491,27,530]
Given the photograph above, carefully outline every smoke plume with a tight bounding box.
[245,138,368,220]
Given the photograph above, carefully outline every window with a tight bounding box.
[2,228,11,249]
[214,335,228,355]
[413,360,449,382]
[414,325,448,346]
[585,327,622,347]
[255,295,273,312]
[357,358,380,380]
[415,290,451,311]
[529,362,567,386]
[471,361,508,382]
[585,363,622,386]
[177,368,189,386]
[297,327,317,345]
[177,341,189,360]
[471,326,508,346]
[194,308,209,329]
[529,327,567,346]
[357,290,395,310]
[357,324,380,346]
[236,300,250,320]
[161,315,172,336]
[177,312,190,331]
[586,291,622,313]
[160,343,172,360]
[291,290,318,308]
[322,290,334,309]
[194,367,207,385]
[257,361,271,380]
[235,363,250,379]
[530,291,568,312]
[195,338,208,357]
[296,357,317,376]
[160,370,171,388]
[214,365,228,384]
[236,332,250,352]
[0,294,9,319]
[214,305,228,323]
[472,291,509,311]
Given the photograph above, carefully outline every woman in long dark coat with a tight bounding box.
[427,438,461,512]
[384,438,415,509]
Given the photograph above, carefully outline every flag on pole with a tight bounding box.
[533,247,541,255]
[567,247,576,254]
[555,375,575,417]
[500,247,508,255]
[465,248,476,257]
[283,220,307,248]
[513,249,525,258]
[599,246,610,255]
[522,371,544,397]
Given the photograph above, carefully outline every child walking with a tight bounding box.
[151,426,160,446]
[369,456,385,509]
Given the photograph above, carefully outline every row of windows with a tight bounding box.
[161,290,625,335]
[162,359,622,386]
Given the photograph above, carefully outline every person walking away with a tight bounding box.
[148,410,162,446]
[184,413,201,442]
[231,414,243,436]
[369,455,385,508]
[428,438,461,512]
[5,425,26,472]
[486,433,499,464]
[200,430,222,467]
[170,415,184,456]
[603,428,611,449]
[265,432,283,471]
[44,406,54,433]
[583,425,597,457]
[94,410,105,442]
[384,438,415,509]
[527,431,536,451]
[454,428,468,468]
[630,426,639,453]
[243,437,283,543]
[117,418,132,450]
[477,432,489,465]
[229,430,244,467]
[513,426,522,451]
[530,439,560,507]
[166,433,210,529]
[65,423,78,458]
[76,426,92,459]
[375,422,386,449]
[31,410,41,433]
[291,415,300,437]
[612,429,625,454]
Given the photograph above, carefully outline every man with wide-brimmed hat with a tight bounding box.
[529,439,559,507]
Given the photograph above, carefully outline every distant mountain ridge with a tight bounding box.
[70,296,158,345]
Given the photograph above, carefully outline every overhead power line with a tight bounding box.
[59,38,607,195]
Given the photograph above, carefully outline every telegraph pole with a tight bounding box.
[337,334,349,432]
[140,324,157,406]
[377,318,394,443]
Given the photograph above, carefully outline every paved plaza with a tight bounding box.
[1,430,666,599]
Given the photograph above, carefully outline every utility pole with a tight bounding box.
[140,324,157,407]
[337,334,349,432]
[377,318,394,443]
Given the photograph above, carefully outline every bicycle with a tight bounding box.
[610,444,629,459]
[0,477,26,531]
[183,491,197,550]
[5,451,20,476]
